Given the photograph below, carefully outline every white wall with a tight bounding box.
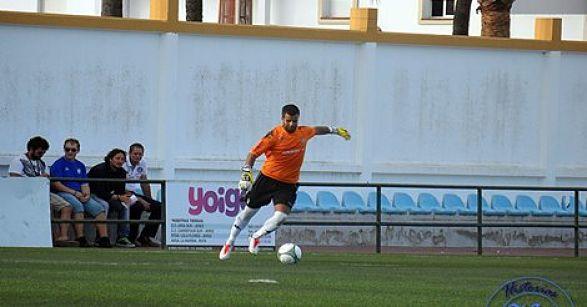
[0,24,586,188]
[43,0,100,16]
[0,177,52,247]
[512,0,587,14]
[0,0,38,12]
[0,25,160,170]
[374,47,542,169]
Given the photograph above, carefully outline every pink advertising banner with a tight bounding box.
[165,181,275,247]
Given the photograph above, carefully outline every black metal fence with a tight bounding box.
[289,182,587,257]
[49,178,586,256]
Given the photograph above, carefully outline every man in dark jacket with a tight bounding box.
[88,148,135,248]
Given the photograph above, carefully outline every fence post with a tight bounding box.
[477,188,483,256]
[376,186,382,254]
[574,190,579,257]
[161,181,167,249]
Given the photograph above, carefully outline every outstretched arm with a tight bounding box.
[314,126,351,140]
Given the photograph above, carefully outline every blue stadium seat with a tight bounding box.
[314,191,349,213]
[442,194,475,216]
[466,194,491,215]
[292,191,315,213]
[558,196,587,217]
[393,192,426,215]
[418,193,455,215]
[513,195,538,216]
[365,192,393,214]
[341,191,366,213]
[488,195,514,216]
[156,189,162,201]
[535,196,560,217]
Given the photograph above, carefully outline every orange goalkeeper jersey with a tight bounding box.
[250,125,317,184]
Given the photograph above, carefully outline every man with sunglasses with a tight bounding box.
[50,138,110,248]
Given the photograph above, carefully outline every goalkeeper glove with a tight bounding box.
[329,126,351,141]
[238,166,253,192]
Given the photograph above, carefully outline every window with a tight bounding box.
[420,0,455,24]
[318,0,359,25]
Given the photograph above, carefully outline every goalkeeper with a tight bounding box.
[220,103,350,260]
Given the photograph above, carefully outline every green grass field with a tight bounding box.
[0,248,585,306]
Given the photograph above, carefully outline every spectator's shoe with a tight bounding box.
[136,236,161,247]
[219,243,233,260]
[54,240,79,247]
[116,237,136,248]
[248,237,260,255]
[95,237,112,248]
[77,236,90,248]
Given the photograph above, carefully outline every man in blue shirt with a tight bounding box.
[50,138,110,247]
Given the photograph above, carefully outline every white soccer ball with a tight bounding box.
[277,243,302,264]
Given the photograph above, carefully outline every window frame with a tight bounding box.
[418,0,456,25]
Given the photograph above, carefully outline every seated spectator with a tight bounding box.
[8,136,78,247]
[50,138,110,248]
[49,193,76,246]
[88,148,135,248]
[125,143,162,247]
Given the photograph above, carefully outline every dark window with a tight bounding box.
[431,0,444,17]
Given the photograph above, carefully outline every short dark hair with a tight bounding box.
[282,104,300,117]
[63,138,80,150]
[104,148,126,163]
[27,136,49,151]
[129,143,144,153]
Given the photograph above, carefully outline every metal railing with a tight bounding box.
[49,177,167,248]
[288,182,587,257]
[48,178,587,256]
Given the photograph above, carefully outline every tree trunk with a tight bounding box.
[453,0,472,36]
[102,0,122,17]
[186,0,203,22]
[477,0,516,38]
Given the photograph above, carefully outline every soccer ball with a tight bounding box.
[277,243,302,264]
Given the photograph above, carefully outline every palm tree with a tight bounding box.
[102,0,122,17]
[453,0,473,35]
[186,0,203,22]
[477,0,516,38]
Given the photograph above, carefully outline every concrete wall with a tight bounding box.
[0,177,52,247]
[280,211,586,249]
[277,225,586,249]
[0,24,586,188]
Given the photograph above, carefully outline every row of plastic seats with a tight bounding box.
[293,191,587,217]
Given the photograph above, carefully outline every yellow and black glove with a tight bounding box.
[330,126,351,141]
[238,166,253,192]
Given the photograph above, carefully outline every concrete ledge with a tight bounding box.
[0,11,585,53]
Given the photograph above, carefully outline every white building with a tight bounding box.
[1,0,586,40]
[0,1,586,189]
